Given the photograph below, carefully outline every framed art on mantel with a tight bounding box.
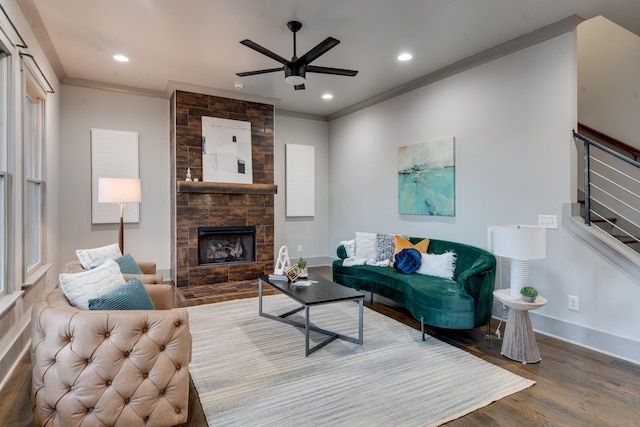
[202,117,253,184]
[398,136,455,216]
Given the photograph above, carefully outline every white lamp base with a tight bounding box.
[509,259,529,298]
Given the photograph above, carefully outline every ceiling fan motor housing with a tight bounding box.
[285,63,306,85]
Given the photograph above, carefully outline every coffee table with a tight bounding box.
[258,273,364,356]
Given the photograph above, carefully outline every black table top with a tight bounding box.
[259,272,364,306]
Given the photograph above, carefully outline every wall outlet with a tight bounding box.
[538,214,558,229]
[297,244,303,252]
[568,295,579,311]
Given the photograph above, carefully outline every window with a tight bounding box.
[24,71,45,275]
[0,49,8,295]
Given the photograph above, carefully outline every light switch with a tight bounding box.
[538,214,558,229]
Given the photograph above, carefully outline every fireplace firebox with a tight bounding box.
[198,226,256,265]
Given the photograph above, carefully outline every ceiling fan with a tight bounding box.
[236,21,359,90]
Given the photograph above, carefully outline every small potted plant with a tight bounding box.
[520,286,538,302]
[297,257,308,277]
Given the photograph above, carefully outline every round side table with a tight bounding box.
[493,289,547,364]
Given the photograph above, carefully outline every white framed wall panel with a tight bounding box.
[285,143,315,217]
[91,128,139,224]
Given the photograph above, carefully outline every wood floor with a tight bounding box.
[3,266,638,426]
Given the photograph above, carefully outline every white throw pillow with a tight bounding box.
[76,243,122,270]
[59,258,126,309]
[416,251,457,279]
[339,239,356,258]
[355,232,377,260]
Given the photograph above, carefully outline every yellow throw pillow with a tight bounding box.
[392,235,430,265]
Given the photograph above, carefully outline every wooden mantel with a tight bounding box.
[177,181,278,195]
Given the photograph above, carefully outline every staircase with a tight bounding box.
[574,123,640,255]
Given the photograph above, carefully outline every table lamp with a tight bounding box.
[98,177,142,254]
[488,224,546,298]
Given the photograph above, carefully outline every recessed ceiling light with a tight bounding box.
[322,93,333,100]
[113,54,129,62]
[397,52,413,61]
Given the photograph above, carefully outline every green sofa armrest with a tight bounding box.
[455,255,496,326]
[337,245,348,259]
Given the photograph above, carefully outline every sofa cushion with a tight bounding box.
[393,248,422,274]
[376,233,395,261]
[88,277,155,310]
[355,232,378,259]
[393,235,429,262]
[59,258,126,309]
[76,243,122,270]
[416,251,457,279]
[115,253,144,274]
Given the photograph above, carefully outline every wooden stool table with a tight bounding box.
[493,289,547,364]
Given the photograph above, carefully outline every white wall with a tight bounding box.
[578,16,640,146]
[274,114,329,265]
[328,32,640,363]
[59,85,170,274]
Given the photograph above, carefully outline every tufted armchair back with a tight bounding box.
[65,260,164,285]
[31,288,191,427]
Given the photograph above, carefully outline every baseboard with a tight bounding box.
[0,321,31,394]
[306,256,331,267]
[529,312,640,365]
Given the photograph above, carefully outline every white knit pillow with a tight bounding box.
[415,251,457,279]
[355,232,377,260]
[76,243,122,270]
[59,258,126,309]
[339,239,356,258]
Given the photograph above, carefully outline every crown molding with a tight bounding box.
[166,80,278,105]
[62,77,168,99]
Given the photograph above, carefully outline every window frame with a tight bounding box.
[0,42,11,297]
[22,62,46,279]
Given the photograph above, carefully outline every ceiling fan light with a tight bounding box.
[285,75,306,85]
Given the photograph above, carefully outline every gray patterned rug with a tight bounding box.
[187,295,534,426]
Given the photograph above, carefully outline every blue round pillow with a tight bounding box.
[393,248,422,274]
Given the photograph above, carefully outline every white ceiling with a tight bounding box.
[19,0,640,117]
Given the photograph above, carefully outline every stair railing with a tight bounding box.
[573,130,640,249]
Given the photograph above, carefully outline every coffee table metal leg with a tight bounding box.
[358,297,364,344]
[260,296,363,357]
[305,305,310,357]
[258,278,263,315]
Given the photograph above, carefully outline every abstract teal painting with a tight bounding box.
[398,137,455,216]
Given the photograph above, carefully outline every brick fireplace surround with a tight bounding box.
[170,90,277,288]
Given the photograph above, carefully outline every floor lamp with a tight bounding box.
[98,177,142,254]
[488,224,546,298]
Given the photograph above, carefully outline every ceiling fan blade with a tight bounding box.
[306,65,359,76]
[294,84,306,91]
[296,37,340,65]
[239,39,289,65]
[236,67,284,77]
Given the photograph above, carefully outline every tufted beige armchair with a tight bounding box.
[31,285,191,426]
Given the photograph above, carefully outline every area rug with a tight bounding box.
[187,295,534,426]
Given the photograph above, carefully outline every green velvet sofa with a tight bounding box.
[332,238,496,338]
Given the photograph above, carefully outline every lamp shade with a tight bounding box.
[98,178,142,203]
[489,224,546,260]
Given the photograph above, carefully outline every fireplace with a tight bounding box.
[171,90,276,288]
[198,226,256,265]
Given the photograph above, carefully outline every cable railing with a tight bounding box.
[573,129,640,251]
